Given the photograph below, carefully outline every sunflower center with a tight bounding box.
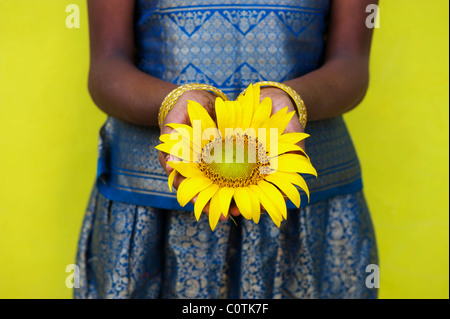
[198,133,270,187]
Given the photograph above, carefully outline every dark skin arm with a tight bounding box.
[87,0,177,126]
[284,0,379,121]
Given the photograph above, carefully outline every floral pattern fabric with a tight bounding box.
[75,188,377,298]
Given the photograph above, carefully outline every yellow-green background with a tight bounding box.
[0,0,448,298]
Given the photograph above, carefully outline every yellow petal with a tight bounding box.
[244,82,254,101]
[232,101,242,128]
[265,174,301,208]
[209,192,222,231]
[155,143,192,162]
[250,97,272,130]
[253,83,261,109]
[224,101,236,128]
[233,187,252,220]
[215,97,228,138]
[239,83,253,110]
[279,132,310,144]
[166,123,194,138]
[167,119,205,152]
[218,187,234,218]
[246,187,261,223]
[260,105,287,127]
[249,184,281,227]
[167,169,176,192]
[271,171,310,201]
[158,135,195,159]
[269,142,303,157]
[275,153,317,176]
[159,133,179,143]
[257,180,287,219]
[242,83,260,110]
[240,94,253,130]
[277,132,310,159]
[187,100,217,131]
[261,108,295,134]
[194,184,219,221]
[177,177,213,207]
[167,161,203,178]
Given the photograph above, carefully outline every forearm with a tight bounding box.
[284,54,369,122]
[88,55,177,126]
[89,54,369,126]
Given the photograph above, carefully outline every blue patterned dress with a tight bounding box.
[75,0,378,299]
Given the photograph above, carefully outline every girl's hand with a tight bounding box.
[259,87,305,150]
[157,89,215,188]
[157,90,238,220]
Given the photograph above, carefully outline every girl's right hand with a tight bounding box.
[157,90,240,220]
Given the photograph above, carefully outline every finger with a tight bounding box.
[281,128,306,153]
[160,100,189,134]
[158,151,171,175]
[172,170,185,191]
[229,203,241,217]
[159,151,181,176]
[283,111,304,134]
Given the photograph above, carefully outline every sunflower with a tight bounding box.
[156,83,317,231]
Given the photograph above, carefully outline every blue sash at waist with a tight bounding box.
[96,116,362,210]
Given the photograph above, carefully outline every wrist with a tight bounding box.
[158,83,228,128]
[260,86,291,100]
[179,89,216,109]
[256,81,307,128]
